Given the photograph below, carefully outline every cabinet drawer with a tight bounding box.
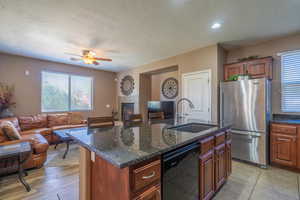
[133,184,161,200]
[215,132,226,146]
[132,160,161,192]
[200,136,214,155]
[271,124,296,135]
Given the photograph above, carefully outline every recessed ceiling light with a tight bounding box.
[211,23,222,29]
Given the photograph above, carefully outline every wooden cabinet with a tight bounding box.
[133,185,161,200]
[224,63,245,80]
[215,132,226,146]
[199,150,215,200]
[215,144,226,191]
[131,159,161,199]
[246,57,273,79]
[199,132,232,200]
[271,124,297,135]
[132,160,161,192]
[224,57,273,81]
[88,131,232,200]
[226,140,232,177]
[271,133,297,167]
[271,123,298,169]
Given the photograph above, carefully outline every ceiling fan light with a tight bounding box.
[84,58,94,64]
[87,51,96,57]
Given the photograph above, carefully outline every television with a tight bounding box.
[147,101,161,113]
[147,101,175,119]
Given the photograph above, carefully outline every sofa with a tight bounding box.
[5,112,87,144]
[0,112,87,173]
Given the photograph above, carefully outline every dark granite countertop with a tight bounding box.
[271,114,300,125]
[68,118,230,168]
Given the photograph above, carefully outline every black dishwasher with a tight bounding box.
[162,142,200,200]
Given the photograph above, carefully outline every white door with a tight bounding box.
[182,70,211,121]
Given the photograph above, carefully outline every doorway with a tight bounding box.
[182,70,211,121]
[139,65,179,121]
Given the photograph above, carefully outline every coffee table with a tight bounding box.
[0,142,32,192]
[53,129,75,159]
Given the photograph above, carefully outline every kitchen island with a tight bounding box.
[68,119,231,200]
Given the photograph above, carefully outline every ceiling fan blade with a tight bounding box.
[93,61,100,65]
[94,57,112,62]
[70,57,82,61]
[65,52,82,57]
[104,49,120,54]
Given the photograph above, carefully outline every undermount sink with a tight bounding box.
[167,123,217,133]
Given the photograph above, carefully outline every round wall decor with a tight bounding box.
[161,77,178,99]
[120,75,135,96]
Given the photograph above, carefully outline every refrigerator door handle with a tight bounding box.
[221,91,224,126]
[230,130,262,137]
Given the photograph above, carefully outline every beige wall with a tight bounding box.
[151,71,179,101]
[226,33,300,115]
[0,53,117,118]
[117,44,224,122]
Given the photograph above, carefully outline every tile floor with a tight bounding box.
[214,161,300,200]
[0,144,300,200]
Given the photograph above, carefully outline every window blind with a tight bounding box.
[281,50,300,112]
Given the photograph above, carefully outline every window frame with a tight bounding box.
[41,70,94,113]
[280,50,300,113]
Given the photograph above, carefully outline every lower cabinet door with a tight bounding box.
[226,140,232,177]
[271,133,297,167]
[199,150,215,200]
[134,185,161,200]
[215,143,226,191]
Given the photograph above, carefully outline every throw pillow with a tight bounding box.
[0,121,22,140]
[0,128,8,142]
[68,112,84,125]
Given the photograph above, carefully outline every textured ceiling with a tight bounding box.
[0,0,299,72]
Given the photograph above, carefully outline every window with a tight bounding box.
[41,71,93,112]
[281,50,300,112]
[70,75,93,110]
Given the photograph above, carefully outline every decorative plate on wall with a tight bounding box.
[161,77,178,99]
[120,75,135,96]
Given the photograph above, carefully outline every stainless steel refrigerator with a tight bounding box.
[220,78,271,167]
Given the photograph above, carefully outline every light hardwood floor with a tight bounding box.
[1,144,300,200]
[0,145,79,200]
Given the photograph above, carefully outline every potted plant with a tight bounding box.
[0,82,16,118]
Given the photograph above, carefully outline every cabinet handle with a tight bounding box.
[277,138,296,142]
[277,138,289,142]
[142,171,155,179]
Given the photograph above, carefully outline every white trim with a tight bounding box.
[280,54,285,112]
[277,49,300,56]
[182,69,211,77]
[280,50,300,112]
[181,69,212,121]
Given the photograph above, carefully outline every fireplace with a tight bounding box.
[121,103,134,121]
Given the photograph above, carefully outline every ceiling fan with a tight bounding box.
[67,50,112,65]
